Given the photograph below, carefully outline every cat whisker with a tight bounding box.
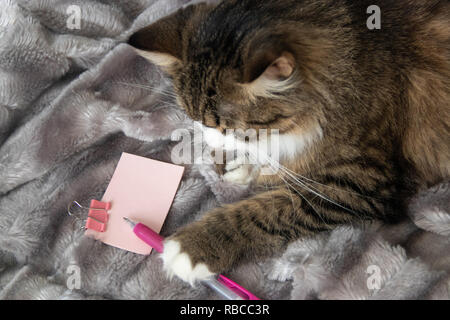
[278,163,357,215]
[273,124,386,201]
[218,129,363,225]
[246,152,298,224]
[247,151,337,229]
[256,153,360,218]
[115,81,175,94]
[114,81,178,99]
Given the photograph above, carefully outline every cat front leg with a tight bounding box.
[161,164,392,285]
[161,188,329,284]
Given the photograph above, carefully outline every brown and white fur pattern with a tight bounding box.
[128,0,450,284]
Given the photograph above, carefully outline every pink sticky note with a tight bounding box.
[85,152,184,255]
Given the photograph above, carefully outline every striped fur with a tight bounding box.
[129,0,450,280]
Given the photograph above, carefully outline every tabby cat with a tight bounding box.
[128,0,450,284]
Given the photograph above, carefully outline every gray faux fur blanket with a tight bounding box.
[0,0,449,300]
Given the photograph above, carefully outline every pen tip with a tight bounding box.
[123,217,136,228]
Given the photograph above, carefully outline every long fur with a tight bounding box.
[128,0,450,280]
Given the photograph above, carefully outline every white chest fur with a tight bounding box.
[202,124,323,164]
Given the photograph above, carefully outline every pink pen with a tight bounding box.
[123,217,260,300]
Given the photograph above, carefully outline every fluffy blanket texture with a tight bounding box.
[0,0,449,300]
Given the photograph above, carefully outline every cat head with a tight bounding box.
[128,3,337,136]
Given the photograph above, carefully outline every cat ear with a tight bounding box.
[128,12,183,69]
[259,52,295,80]
[242,50,296,99]
[128,4,210,70]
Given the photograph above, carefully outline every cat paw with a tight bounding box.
[223,157,258,185]
[223,164,254,185]
[161,239,215,285]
